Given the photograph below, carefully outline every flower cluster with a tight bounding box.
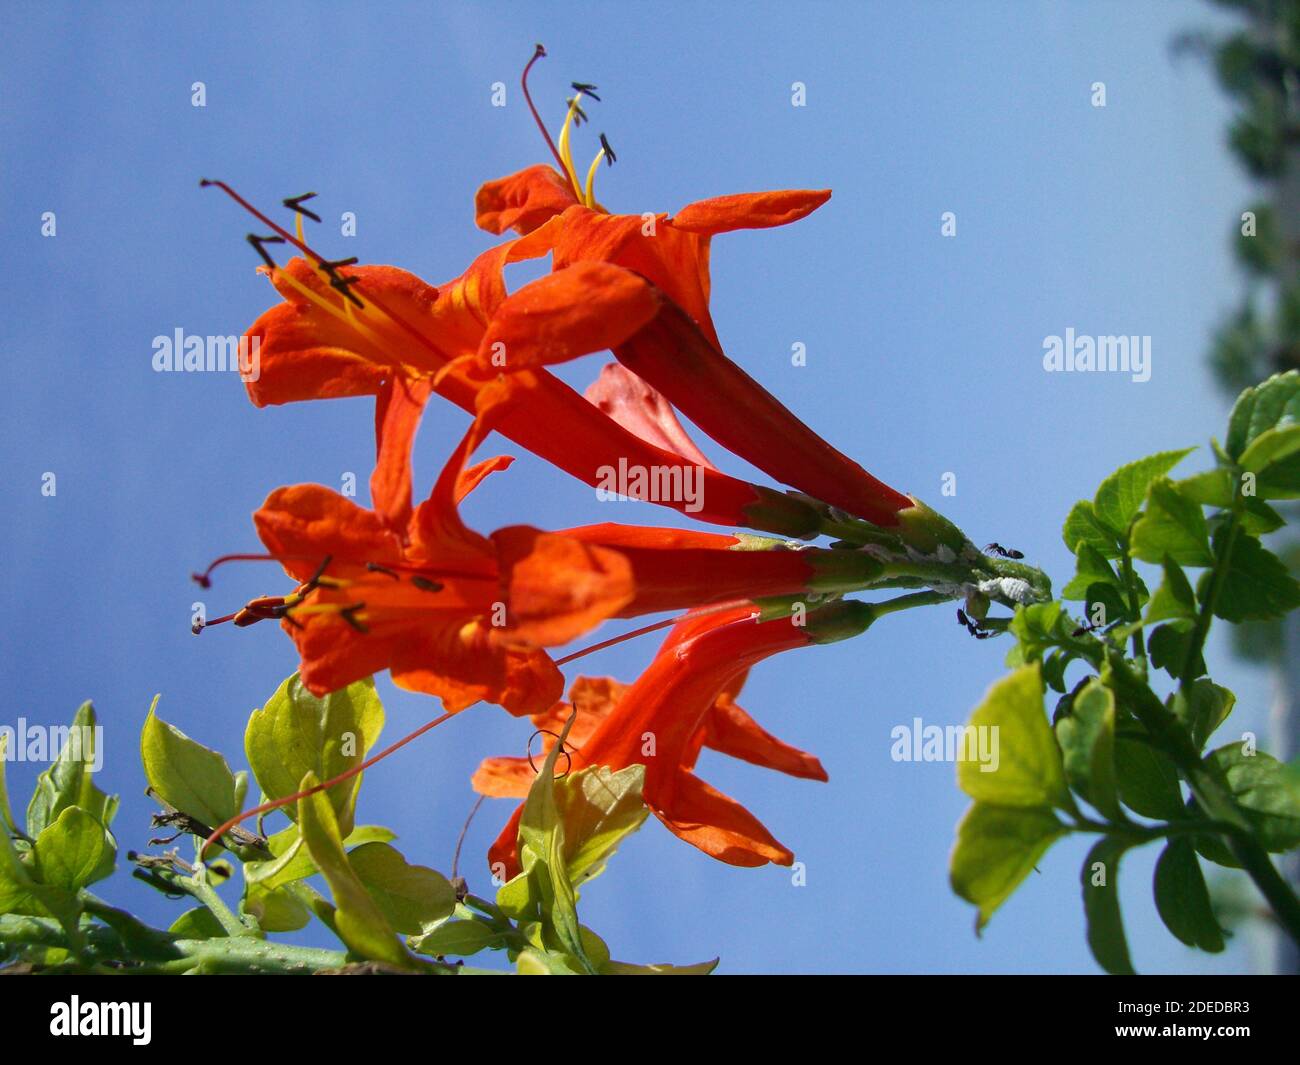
[196,50,1048,871]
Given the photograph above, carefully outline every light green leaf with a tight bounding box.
[950,803,1068,932]
[556,765,649,888]
[297,772,411,968]
[1061,545,1120,602]
[26,702,116,838]
[140,696,238,828]
[957,665,1069,809]
[1153,839,1224,952]
[1130,480,1212,567]
[1177,468,1234,508]
[168,907,229,939]
[1062,500,1120,559]
[1081,837,1135,975]
[245,823,394,890]
[1094,448,1195,533]
[1144,557,1197,626]
[1225,370,1299,461]
[1055,679,1120,821]
[347,842,456,935]
[496,714,596,973]
[242,881,312,932]
[32,807,115,893]
[410,919,507,958]
[246,674,384,837]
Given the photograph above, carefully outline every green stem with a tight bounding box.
[187,865,255,938]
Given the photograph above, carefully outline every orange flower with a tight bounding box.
[223,412,635,715]
[210,180,819,538]
[466,76,912,527]
[199,381,880,712]
[475,600,879,876]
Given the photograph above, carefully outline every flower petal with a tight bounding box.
[471,757,536,798]
[473,263,661,377]
[669,189,832,235]
[371,375,432,533]
[254,484,404,584]
[475,165,579,235]
[655,770,793,867]
[584,363,715,469]
[703,695,828,781]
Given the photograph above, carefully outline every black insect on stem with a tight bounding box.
[984,542,1025,560]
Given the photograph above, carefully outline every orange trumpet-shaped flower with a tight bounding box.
[222,413,633,716]
[199,380,881,713]
[208,179,820,538]
[476,600,879,876]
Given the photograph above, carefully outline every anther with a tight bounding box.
[599,133,616,165]
[571,82,600,102]
[283,192,322,223]
[339,603,370,633]
[246,233,286,270]
[565,98,589,126]
[366,562,401,580]
[410,576,444,593]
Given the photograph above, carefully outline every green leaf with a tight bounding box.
[1080,837,1135,975]
[1061,545,1120,602]
[347,842,456,935]
[1147,623,1205,681]
[1225,370,1299,461]
[1203,527,1300,623]
[1094,448,1195,533]
[1153,839,1224,952]
[1130,480,1212,567]
[1171,680,1235,751]
[32,807,115,893]
[245,823,394,891]
[26,702,116,839]
[242,881,312,932]
[555,765,649,888]
[1238,423,1300,475]
[1177,468,1234,508]
[410,919,508,958]
[950,803,1068,932]
[140,696,238,828]
[957,665,1069,809]
[1055,679,1120,821]
[1204,744,1300,852]
[246,674,384,837]
[296,772,412,968]
[1144,557,1197,626]
[1062,500,1121,559]
[496,713,597,973]
[169,907,229,939]
[1114,739,1184,820]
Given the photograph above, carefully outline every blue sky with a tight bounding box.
[0,1,1277,973]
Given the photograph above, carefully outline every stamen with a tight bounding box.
[553,600,755,666]
[191,552,320,588]
[410,576,444,593]
[202,179,444,358]
[583,136,615,208]
[246,233,286,270]
[282,191,322,223]
[339,603,369,633]
[366,562,402,580]
[520,44,567,173]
